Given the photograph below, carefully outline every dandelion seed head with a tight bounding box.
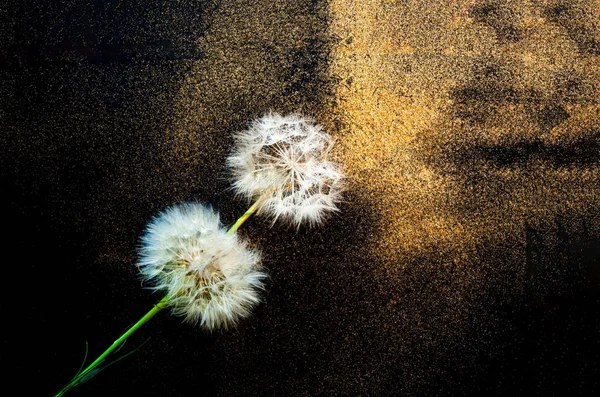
[138,202,265,331]
[227,112,344,227]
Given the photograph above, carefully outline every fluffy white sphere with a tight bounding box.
[227,112,344,227]
[138,202,265,331]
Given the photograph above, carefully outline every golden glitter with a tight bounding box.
[323,4,600,388]
[327,0,600,268]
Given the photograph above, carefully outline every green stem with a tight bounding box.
[227,198,262,234]
[55,296,168,397]
[56,197,264,396]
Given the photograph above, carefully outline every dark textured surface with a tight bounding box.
[2,1,600,396]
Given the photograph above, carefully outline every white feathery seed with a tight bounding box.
[227,112,344,227]
[138,202,265,331]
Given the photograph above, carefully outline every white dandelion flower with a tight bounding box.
[138,202,265,331]
[227,112,344,227]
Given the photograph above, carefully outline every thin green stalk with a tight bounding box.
[227,199,262,234]
[55,197,263,396]
[55,296,168,397]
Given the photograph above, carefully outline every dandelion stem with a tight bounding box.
[55,296,168,396]
[227,194,268,234]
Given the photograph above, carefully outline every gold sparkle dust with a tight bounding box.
[327,0,600,268]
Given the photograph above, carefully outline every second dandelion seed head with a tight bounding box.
[227,112,344,227]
